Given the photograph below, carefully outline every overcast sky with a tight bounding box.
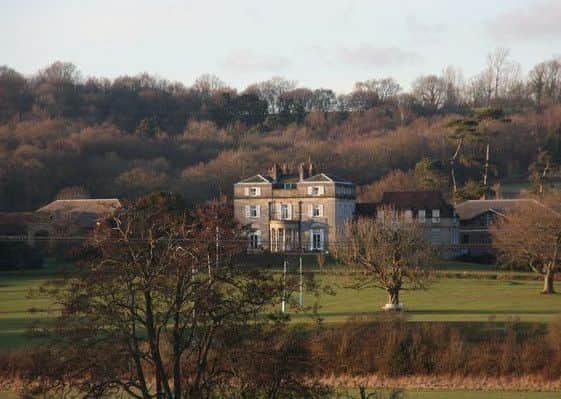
[2,0,561,92]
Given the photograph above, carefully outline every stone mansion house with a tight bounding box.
[234,162,460,256]
[233,162,355,252]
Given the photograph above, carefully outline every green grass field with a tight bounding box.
[1,261,561,397]
[298,275,561,323]
[0,260,65,350]
[2,261,561,351]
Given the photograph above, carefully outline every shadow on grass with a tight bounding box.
[311,309,559,318]
[0,309,50,315]
[408,309,558,315]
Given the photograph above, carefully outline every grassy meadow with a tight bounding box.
[0,261,61,350]
[299,277,561,323]
[1,259,561,397]
[2,259,561,351]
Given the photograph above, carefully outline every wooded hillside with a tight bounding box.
[2,50,561,210]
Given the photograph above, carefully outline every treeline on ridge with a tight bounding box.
[2,49,561,210]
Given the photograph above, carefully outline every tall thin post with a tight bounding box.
[215,226,219,268]
[281,259,287,313]
[299,255,304,308]
[483,143,490,187]
[192,262,196,318]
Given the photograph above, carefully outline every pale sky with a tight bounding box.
[2,0,561,92]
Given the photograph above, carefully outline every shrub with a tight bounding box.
[0,242,43,270]
[546,316,561,377]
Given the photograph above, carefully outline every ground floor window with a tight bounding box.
[248,231,260,249]
[270,228,299,252]
[311,229,323,251]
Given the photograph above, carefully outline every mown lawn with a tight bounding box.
[296,274,561,323]
[1,261,561,351]
[0,261,63,350]
[1,261,561,398]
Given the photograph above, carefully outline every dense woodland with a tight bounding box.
[2,49,561,211]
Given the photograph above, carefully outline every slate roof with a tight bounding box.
[36,199,122,229]
[455,199,543,221]
[235,174,272,184]
[380,191,454,217]
[236,172,353,185]
[37,199,122,215]
[356,191,454,218]
[303,173,353,184]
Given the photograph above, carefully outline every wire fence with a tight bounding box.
[0,234,528,250]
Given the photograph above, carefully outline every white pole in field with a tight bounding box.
[215,226,219,268]
[281,259,287,313]
[299,255,303,308]
[192,262,196,318]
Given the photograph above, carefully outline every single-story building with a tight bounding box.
[30,198,122,245]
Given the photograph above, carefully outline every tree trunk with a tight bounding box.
[388,288,399,305]
[543,271,555,294]
[450,137,464,196]
[144,291,173,398]
[384,287,402,311]
[540,162,549,196]
[450,161,458,196]
[483,143,490,187]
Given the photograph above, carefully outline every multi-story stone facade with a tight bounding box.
[233,162,355,252]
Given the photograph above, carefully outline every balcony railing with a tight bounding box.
[269,207,302,222]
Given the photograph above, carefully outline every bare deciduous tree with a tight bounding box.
[441,65,463,110]
[355,78,402,103]
[245,76,297,114]
[485,48,523,104]
[487,47,510,101]
[334,212,435,310]
[528,59,561,107]
[29,194,325,398]
[412,74,447,112]
[490,200,561,294]
[192,73,228,96]
[465,69,494,107]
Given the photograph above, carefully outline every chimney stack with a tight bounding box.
[271,162,284,181]
[282,163,289,176]
[298,163,305,181]
[270,162,282,182]
[308,161,314,178]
